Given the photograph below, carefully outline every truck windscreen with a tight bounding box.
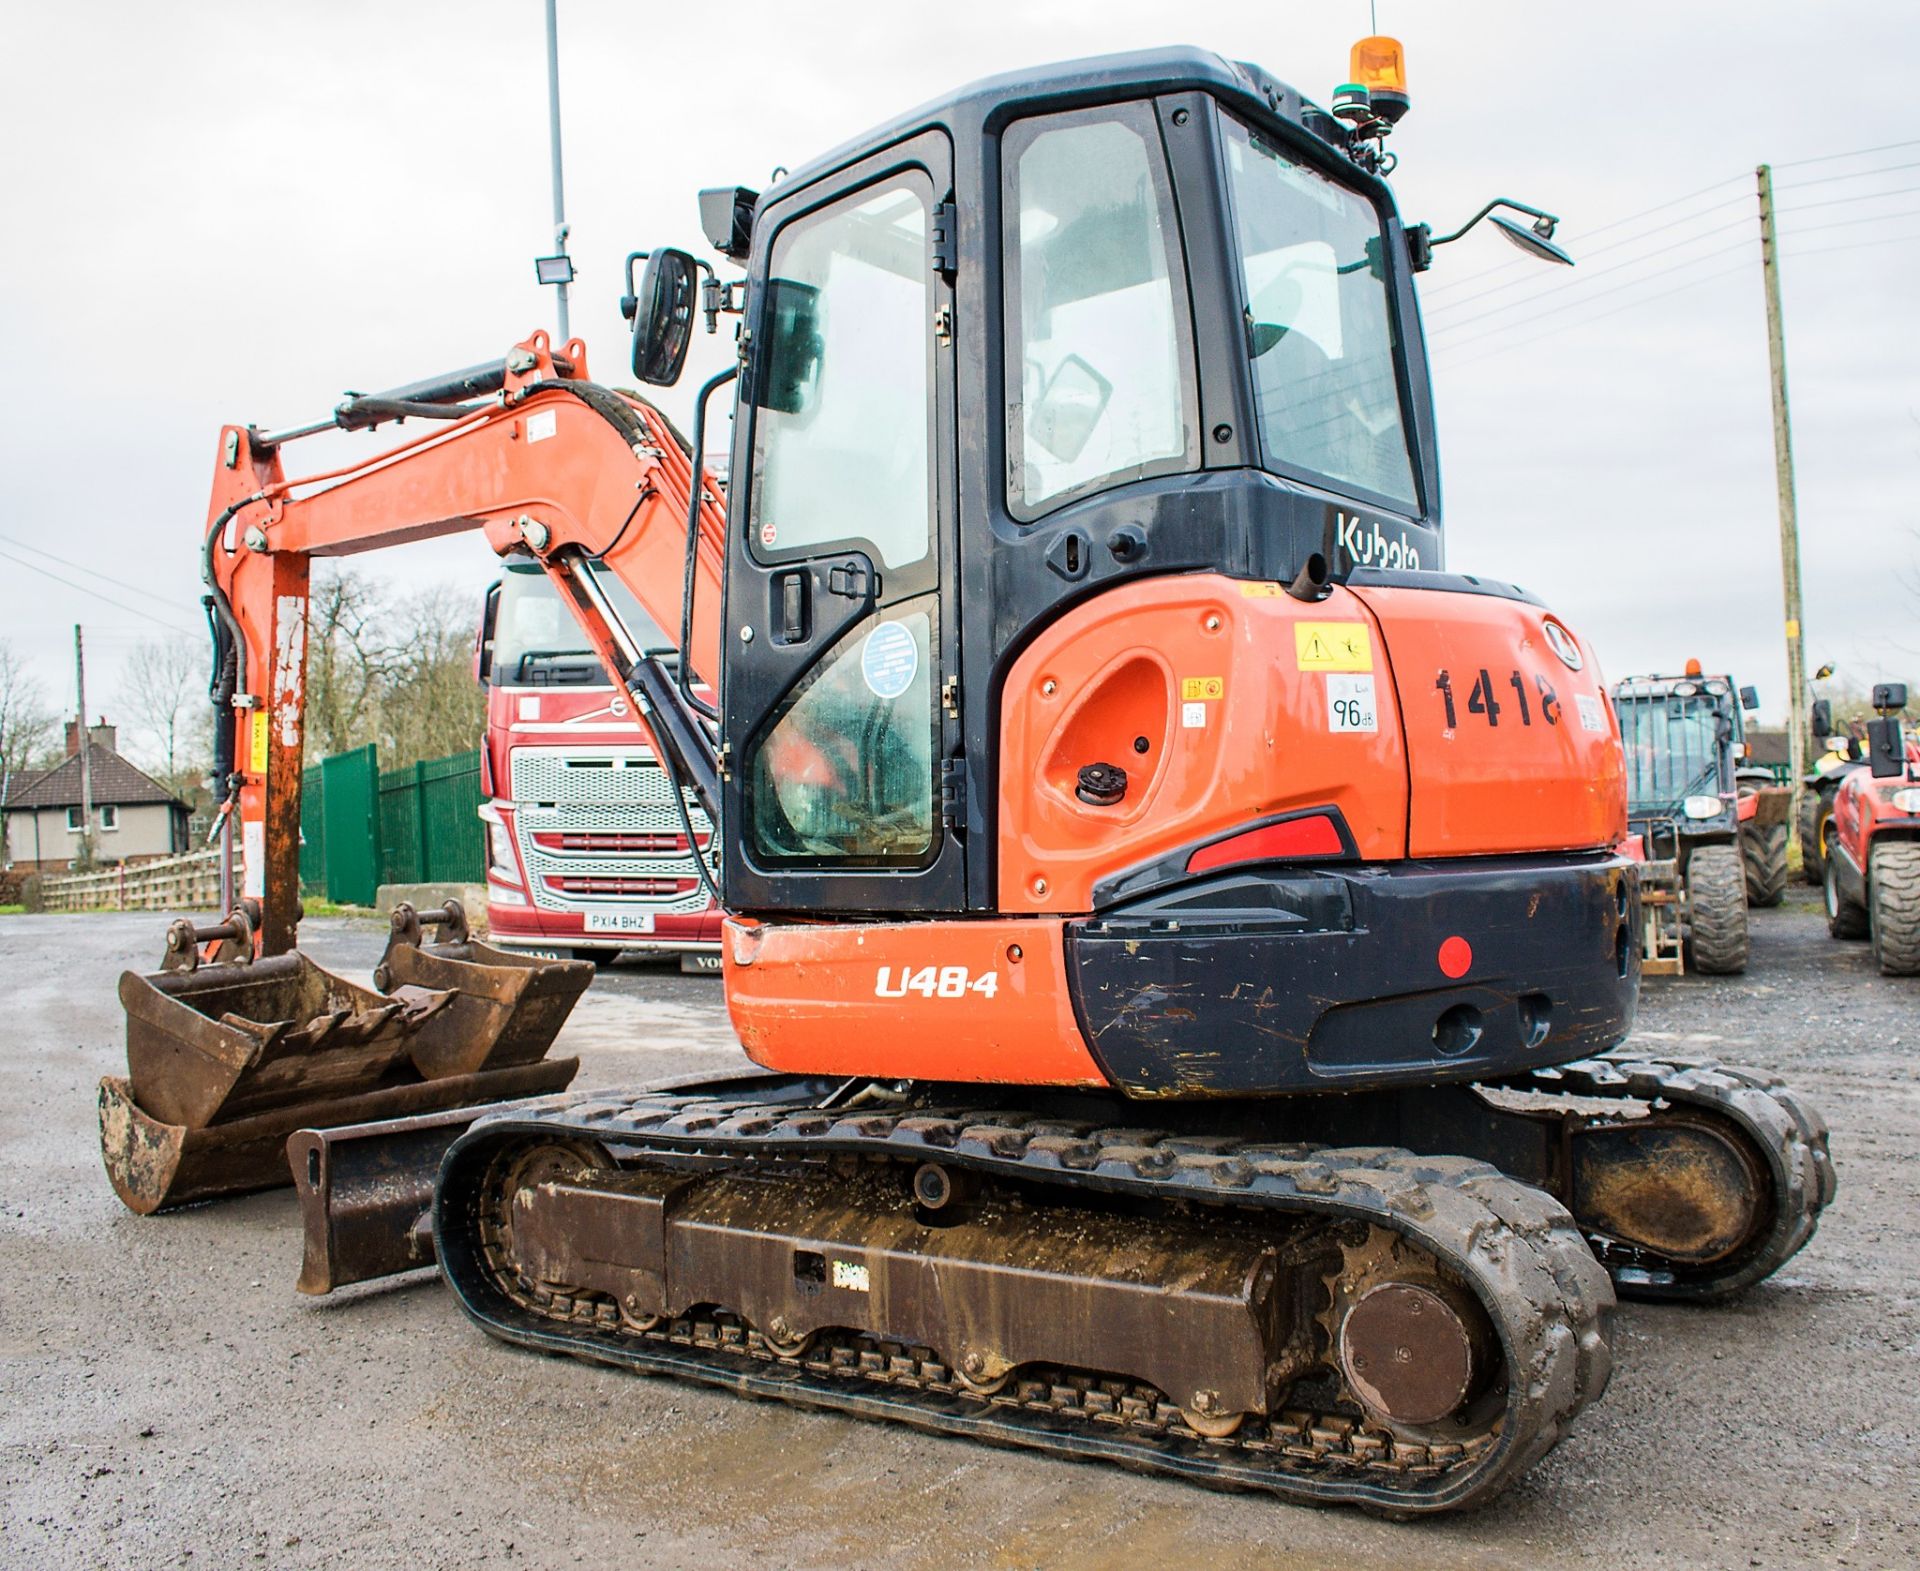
[1615,692,1728,815]
[493,563,669,687]
[1220,111,1417,511]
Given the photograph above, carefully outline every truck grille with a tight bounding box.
[507,747,714,915]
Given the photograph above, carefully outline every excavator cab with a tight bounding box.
[607,51,1636,1096]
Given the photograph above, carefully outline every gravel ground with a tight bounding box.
[2,896,1914,1570]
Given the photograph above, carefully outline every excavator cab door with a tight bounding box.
[720,132,965,916]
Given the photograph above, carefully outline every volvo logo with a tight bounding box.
[1542,619,1583,670]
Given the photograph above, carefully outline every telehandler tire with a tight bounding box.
[1742,820,1788,908]
[1686,845,1749,974]
[1824,840,1869,941]
[1868,841,1920,976]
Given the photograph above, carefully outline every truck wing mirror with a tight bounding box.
[475,580,501,687]
[1739,685,1760,711]
[628,248,699,386]
[1809,698,1832,737]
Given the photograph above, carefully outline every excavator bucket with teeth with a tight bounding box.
[99,901,588,1214]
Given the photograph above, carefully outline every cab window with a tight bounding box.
[1003,103,1198,519]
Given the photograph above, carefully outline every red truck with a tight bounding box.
[474,556,722,970]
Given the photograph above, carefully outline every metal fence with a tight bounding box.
[38,848,222,912]
[301,745,483,905]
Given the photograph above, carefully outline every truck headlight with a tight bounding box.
[1683,795,1725,820]
[488,818,519,879]
[1895,788,1920,814]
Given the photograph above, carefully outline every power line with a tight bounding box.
[0,532,190,612]
[1784,204,1920,238]
[1431,237,1754,342]
[1778,157,1920,191]
[1785,228,1920,261]
[1419,172,1746,297]
[0,548,197,635]
[1779,181,1920,215]
[1426,211,1753,326]
[1779,135,1920,169]
[1434,258,1757,374]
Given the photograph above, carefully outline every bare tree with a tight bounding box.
[0,640,59,801]
[304,566,390,759]
[377,583,485,768]
[119,635,209,794]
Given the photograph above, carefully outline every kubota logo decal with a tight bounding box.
[1333,510,1422,571]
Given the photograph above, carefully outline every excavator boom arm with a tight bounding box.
[204,331,725,953]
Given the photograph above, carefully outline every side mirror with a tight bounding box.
[1873,681,1909,713]
[474,580,501,687]
[629,248,698,386]
[1868,717,1906,778]
[756,278,824,416]
[1809,698,1832,738]
[1739,685,1760,711]
[1028,354,1114,463]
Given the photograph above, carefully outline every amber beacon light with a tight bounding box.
[1350,35,1410,123]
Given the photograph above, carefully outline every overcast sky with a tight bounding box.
[2,0,1915,765]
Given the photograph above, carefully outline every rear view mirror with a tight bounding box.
[757,278,824,416]
[1873,682,1909,712]
[1809,698,1832,737]
[630,248,698,386]
[1739,685,1760,711]
[1868,717,1906,778]
[474,580,501,687]
[1028,354,1113,463]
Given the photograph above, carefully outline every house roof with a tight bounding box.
[2,745,185,811]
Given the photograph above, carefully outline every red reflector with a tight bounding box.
[1187,814,1344,874]
[1438,936,1472,979]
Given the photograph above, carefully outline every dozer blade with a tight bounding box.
[100,904,588,1214]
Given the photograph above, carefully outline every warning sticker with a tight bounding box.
[250,711,269,774]
[1181,676,1224,702]
[1181,701,1207,729]
[1239,582,1286,598]
[526,409,558,444]
[1295,622,1373,672]
[1327,673,1378,733]
[1576,694,1606,733]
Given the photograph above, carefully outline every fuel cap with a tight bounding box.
[1076,762,1128,806]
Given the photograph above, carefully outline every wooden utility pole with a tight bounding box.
[1756,164,1809,806]
[73,623,96,869]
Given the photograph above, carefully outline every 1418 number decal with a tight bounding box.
[1435,668,1561,728]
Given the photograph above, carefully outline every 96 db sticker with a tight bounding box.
[1576,694,1606,732]
[1327,673,1378,733]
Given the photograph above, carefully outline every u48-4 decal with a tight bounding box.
[875,966,999,999]
[1435,667,1563,729]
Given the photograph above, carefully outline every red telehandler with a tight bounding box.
[100,41,1832,1513]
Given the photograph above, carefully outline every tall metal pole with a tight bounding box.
[1756,164,1808,811]
[544,0,571,342]
[73,624,95,869]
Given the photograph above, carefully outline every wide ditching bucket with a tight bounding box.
[100,901,590,1214]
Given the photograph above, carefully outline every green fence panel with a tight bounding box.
[318,744,383,907]
[299,762,326,895]
[419,749,484,883]
[379,761,425,886]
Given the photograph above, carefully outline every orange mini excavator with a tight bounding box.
[118,42,1831,1512]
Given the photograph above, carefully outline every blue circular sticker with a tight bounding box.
[861,620,919,700]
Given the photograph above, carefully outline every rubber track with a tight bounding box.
[436,1088,1615,1513]
[1510,1052,1836,1301]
